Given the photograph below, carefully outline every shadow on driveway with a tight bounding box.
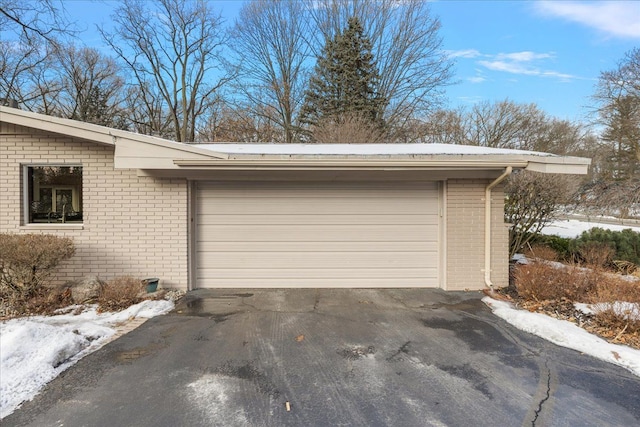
[4,289,640,426]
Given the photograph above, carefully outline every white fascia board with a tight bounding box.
[172,157,528,170]
[113,137,227,169]
[1,106,115,145]
[525,155,591,174]
[0,106,230,162]
[172,153,591,174]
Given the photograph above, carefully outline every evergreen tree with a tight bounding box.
[300,16,386,132]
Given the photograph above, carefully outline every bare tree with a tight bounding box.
[0,0,74,43]
[419,109,467,144]
[594,48,640,180]
[308,0,454,131]
[0,37,45,105]
[506,171,580,257]
[460,100,548,149]
[100,0,231,142]
[122,84,175,138]
[48,45,125,126]
[197,104,282,143]
[230,0,311,143]
[311,112,386,143]
[586,48,640,218]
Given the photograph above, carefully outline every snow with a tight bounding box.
[541,219,640,238]
[193,142,553,157]
[483,297,640,377]
[0,300,174,419]
[575,301,640,321]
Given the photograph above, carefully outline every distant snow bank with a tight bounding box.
[541,219,640,238]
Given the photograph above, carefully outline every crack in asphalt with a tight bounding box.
[313,290,320,311]
[531,360,552,427]
[386,341,412,362]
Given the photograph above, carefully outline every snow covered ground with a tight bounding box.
[541,219,640,239]
[0,300,174,419]
[483,297,640,377]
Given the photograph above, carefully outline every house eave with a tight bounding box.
[172,158,530,171]
[171,155,591,174]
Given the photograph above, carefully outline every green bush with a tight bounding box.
[575,228,640,266]
[532,234,574,262]
[0,233,75,301]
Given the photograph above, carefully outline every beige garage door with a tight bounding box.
[195,181,441,288]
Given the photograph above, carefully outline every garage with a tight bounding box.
[195,181,442,288]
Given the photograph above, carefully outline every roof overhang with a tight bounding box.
[1,106,591,175]
[171,156,590,174]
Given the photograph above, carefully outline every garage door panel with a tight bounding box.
[198,214,439,226]
[198,183,437,197]
[195,181,441,288]
[197,224,439,242]
[198,268,436,279]
[198,251,435,269]
[196,277,436,288]
[197,199,437,216]
[197,241,439,252]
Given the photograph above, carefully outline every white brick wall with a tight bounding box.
[0,122,188,289]
[446,179,509,291]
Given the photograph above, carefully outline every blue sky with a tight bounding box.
[67,0,640,124]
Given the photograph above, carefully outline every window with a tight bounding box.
[25,166,83,224]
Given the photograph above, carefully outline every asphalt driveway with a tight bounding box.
[4,289,640,426]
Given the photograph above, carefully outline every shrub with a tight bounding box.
[532,235,574,262]
[524,244,558,262]
[575,228,640,266]
[593,306,640,336]
[578,241,616,269]
[97,276,144,312]
[20,286,74,316]
[0,233,75,301]
[588,274,640,305]
[513,262,596,302]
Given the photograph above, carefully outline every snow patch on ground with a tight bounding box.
[0,300,174,419]
[185,375,249,425]
[483,297,640,377]
[541,219,640,238]
[575,301,640,321]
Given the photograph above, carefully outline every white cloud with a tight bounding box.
[446,49,482,58]
[535,1,640,39]
[467,76,486,84]
[457,96,483,104]
[495,51,553,62]
[478,53,576,81]
[479,60,536,75]
[455,48,577,82]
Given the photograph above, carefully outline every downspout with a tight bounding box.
[484,167,512,289]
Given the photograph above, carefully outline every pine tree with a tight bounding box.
[300,16,386,133]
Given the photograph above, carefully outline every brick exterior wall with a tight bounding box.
[446,179,509,291]
[0,122,189,289]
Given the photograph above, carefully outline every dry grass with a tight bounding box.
[579,242,616,269]
[514,262,596,302]
[97,276,145,313]
[0,286,74,318]
[510,260,640,348]
[524,244,559,262]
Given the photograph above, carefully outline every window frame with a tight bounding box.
[22,164,84,227]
